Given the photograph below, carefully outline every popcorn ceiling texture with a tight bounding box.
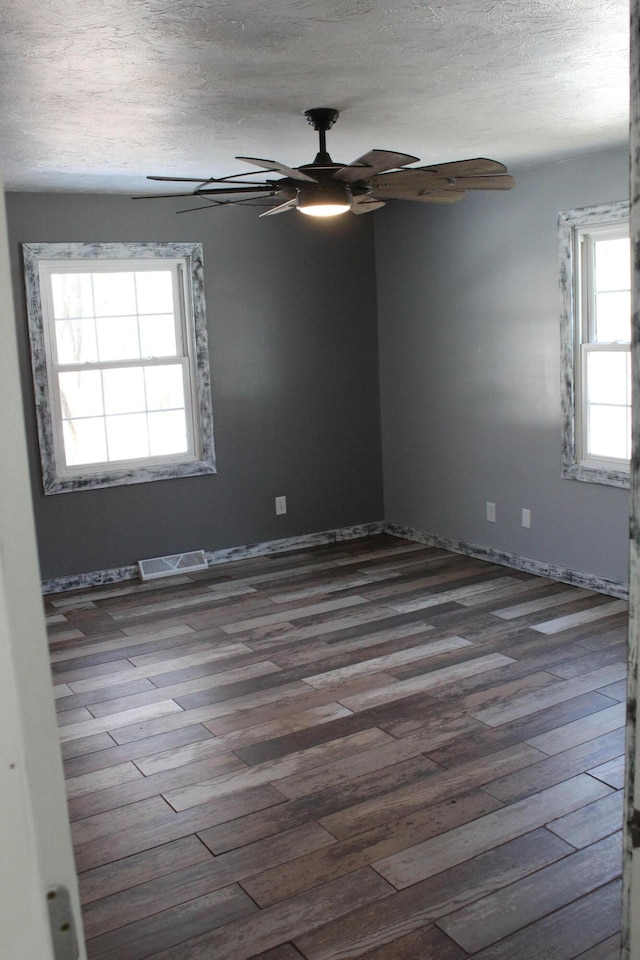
[0,0,629,192]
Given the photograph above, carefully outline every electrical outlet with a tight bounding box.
[522,508,531,528]
[486,501,496,523]
[275,496,287,515]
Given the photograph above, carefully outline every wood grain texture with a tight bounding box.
[44,535,626,960]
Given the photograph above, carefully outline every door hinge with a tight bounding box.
[630,807,640,849]
[46,885,78,959]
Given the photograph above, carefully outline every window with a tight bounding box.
[559,201,631,487]
[23,242,216,494]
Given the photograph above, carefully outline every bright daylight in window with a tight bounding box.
[559,202,631,488]
[23,242,216,494]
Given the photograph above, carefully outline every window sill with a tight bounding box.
[42,457,216,495]
[562,461,630,489]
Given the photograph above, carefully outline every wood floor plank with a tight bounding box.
[63,723,215,778]
[71,796,174,846]
[546,643,628,680]
[162,727,404,812]
[86,661,283,718]
[355,926,467,960]
[65,760,144,799]
[468,879,622,960]
[435,832,622,953]
[546,790,624,847]
[301,635,473,688]
[481,728,624,803]
[85,883,257,960]
[531,600,628,635]
[57,677,157,712]
[469,663,627,727]
[78,835,213,905]
[73,785,287,872]
[241,788,502,907]
[373,775,613,889]
[424,692,618,768]
[67,751,248,820]
[525,701,626,756]
[105,677,364,745]
[50,623,196,664]
[574,935,621,960]
[59,699,185,744]
[319,742,543,841]
[491,588,598,620]
[337,652,515,712]
[294,829,573,960]
[248,947,305,960]
[587,755,625,789]
[82,823,334,938]
[196,752,447,856]
[145,867,394,960]
[220,595,371,635]
[273,725,457,801]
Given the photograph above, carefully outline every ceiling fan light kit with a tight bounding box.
[136,107,515,219]
[296,181,353,217]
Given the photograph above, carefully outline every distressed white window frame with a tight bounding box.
[559,201,630,488]
[23,241,216,494]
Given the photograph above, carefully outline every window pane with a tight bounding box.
[62,418,107,466]
[588,404,630,459]
[594,238,630,292]
[58,370,104,419]
[92,272,137,317]
[105,413,149,461]
[55,317,98,363]
[102,367,146,414]
[586,351,629,405]
[135,271,174,314]
[96,315,141,361]
[595,291,630,342]
[51,273,94,319]
[139,314,178,357]
[144,364,185,410]
[148,410,188,456]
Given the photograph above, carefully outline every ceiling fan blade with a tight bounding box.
[259,199,298,217]
[333,150,420,183]
[370,185,467,203]
[418,158,508,177]
[193,185,276,197]
[236,156,317,183]
[444,174,515,191]
[175,195,275,213]
[147,175,220,183]
[133,192,213,200]
[410,192,467,203]
[370,169,515,193]
[351,197,386,214]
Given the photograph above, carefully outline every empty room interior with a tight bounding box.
[1,2,639,959]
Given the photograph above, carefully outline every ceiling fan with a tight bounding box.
[135,107,515,218]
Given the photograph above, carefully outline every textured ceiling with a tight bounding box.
[0,0,630,193]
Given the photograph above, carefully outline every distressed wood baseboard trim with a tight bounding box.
[41,521,386,594]
[40,519,628,599]
[384,522,629,600]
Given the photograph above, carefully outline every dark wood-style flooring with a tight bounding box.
[47,535,628,960]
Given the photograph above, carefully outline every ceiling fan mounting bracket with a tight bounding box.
[304,108,340,132]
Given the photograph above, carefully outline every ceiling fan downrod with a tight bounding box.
[304,107,340,165]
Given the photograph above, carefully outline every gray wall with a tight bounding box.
[375,148,630,584]
[6,194,384,579]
